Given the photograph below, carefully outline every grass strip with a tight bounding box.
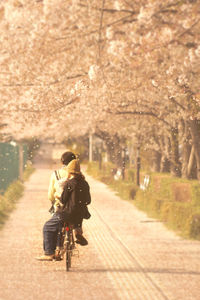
[0,163,35,229]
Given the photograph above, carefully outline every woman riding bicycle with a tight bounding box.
[36,151,91,261]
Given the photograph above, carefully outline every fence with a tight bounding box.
[0,142,28,194]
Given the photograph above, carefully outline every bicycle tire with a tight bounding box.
[66,243,71,271]
[69,254,71,268]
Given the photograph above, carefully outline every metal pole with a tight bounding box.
[136,147,140,186]
[89,133,93,162]
[19,143,24,182]
[122,148,126,180]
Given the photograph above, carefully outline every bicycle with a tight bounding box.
[55,222,79,271]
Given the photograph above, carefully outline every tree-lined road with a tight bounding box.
[1,1,200,182]
[0,145,200,300]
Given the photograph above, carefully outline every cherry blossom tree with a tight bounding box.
[0,0,200,179]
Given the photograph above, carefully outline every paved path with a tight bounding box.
[0,144,200,300]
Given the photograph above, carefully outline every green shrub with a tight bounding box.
[127,169,135,182]
[191,182,200,206]
[190,214,200,239]
[110,180,138,200]
[23,163,35,180]
[87,162,138,201]
[0,181,24,227]
[87,161,200,240]
[134,174,200,240]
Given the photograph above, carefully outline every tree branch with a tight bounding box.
[53,13,136,41]
[0,73,87,88]
[6,97,79,114]
[178,18,200,39]
[52,97,80,112]
[168,96,186,111]
[79,3,135,14]
[108,109,171,127]
[0,80,59,87]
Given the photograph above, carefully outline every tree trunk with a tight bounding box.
[187,145,197,178]
[189,119,200,181]
[152,150,161,172]
[170,126,181,177]
[181,120,192,179]
[160,136,170,173]
[95,130,125,168]
[95,130,119,165]
[102,134,123,167]
[89,133,93,162]
[181,143,191,178]
[160,156,170,173]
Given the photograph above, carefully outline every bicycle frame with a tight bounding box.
[55,223,79,271]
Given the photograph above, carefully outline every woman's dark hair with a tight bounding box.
[61,151,76,165]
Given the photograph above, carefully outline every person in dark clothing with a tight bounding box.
[60,159,91,245]
[36,155,91,261]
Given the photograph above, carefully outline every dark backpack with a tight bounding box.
[61,178,91,223]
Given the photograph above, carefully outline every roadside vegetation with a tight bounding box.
[87,162,200,241]
[0,163,35,229]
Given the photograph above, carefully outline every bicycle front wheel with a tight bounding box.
[66,243,71,271]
